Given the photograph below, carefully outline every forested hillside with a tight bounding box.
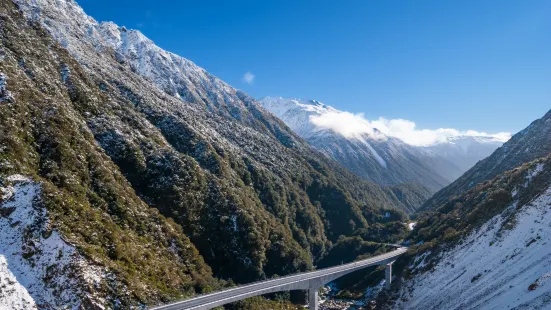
[0,0,410,307]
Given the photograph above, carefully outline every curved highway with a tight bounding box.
[152,247,408,310]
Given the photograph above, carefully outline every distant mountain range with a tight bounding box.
[260,97,506,192]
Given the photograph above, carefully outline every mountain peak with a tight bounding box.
[13,0,252,118]
[260,96,506,191]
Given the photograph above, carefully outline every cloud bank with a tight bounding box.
[309,111,511,146]
[243,72,255,85]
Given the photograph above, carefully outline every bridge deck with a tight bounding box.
[152,247,407,310]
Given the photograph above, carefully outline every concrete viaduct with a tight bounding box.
[152,247,407,310]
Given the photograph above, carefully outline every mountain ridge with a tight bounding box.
[259,97,505,193]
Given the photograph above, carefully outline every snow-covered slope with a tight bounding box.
[397,185,551,309]
[260,97,503,191]
[395,152,551,309]
[0,176,105,309]
[0,255,36,310]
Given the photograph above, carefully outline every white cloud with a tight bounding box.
[243,72,255,85]
[309,111,511,146]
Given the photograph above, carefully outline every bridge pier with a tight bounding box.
[385,261,394,290]
[308,287,319,310]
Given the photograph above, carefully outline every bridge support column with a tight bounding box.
[385,261,394,290]
[308,287,319,310]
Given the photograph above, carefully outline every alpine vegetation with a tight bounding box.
[1,0,408,307]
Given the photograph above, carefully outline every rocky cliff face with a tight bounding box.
[0,0,410,307]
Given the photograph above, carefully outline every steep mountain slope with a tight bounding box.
[421,108,551,212]
[384,183,434,215]
[373,109,551,309]
[1,0,410,307]
[394,155,551,309]
[0,3,219,307]
[0,176,110,309]
[15,0,245,120]
[260,97,504,193]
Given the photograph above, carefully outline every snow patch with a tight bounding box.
[0,73,7,91]
[230,214,238,232]
[359,137,387,168]
[0,176,106,309]
[0,256,37,310]
[526,163,545,182]
[0,72,15,103]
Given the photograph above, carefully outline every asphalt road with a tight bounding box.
[152,247,408,310]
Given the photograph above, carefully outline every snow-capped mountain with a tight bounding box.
[260,97,505,191]
[259,97,342,139]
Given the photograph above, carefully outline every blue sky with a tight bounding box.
[78,0,550,134]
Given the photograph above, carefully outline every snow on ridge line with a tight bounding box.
[396,186,551,310]
[259,97,511,147]
[0,175,106,309]
[12,0,246,112]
